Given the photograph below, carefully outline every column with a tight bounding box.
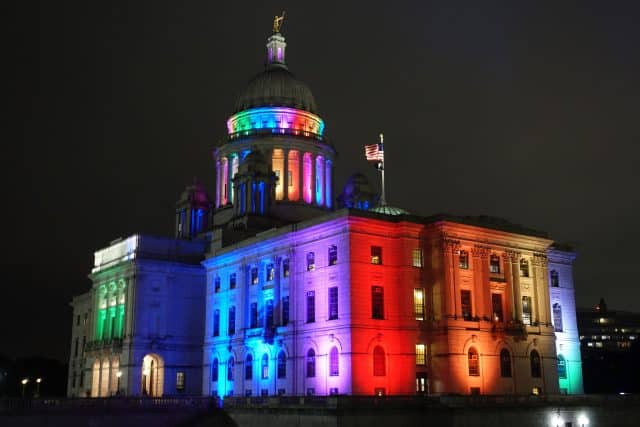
[471,247,487,319]
[509,252,523,323]
[442,238,460,319]
[283,149,289,201]
[227,155,233,206]
[215,160,221,208]
[503,253,516,322]
[274,257,282,325]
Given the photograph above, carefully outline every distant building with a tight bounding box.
[577,299,640,393]
[67,26,583,397]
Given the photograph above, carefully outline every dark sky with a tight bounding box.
[4,1,639,362]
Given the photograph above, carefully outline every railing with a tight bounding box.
[228,127,323,141]
[85,338,123,352]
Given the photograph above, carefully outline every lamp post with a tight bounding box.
[578,414,589,427]
[21,378,29,398]
[35,378,42,398]
[116,371,122,396]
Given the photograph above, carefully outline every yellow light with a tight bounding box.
[21,378,29,385]
[36,378,42,383]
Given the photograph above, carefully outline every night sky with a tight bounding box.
[5,1,639,362]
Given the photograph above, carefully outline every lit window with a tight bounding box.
[459,250,469,269]
[329,347,339,376]
[328,245,338,266]
[415,344,426,365]
[531,387,541,395]
[266,264,275,281]
[412,248,423,268]
[329,387,339,395]
[306,349,316,377]
[553,303,563,332]
[328,287,338,320]
[214,276,221,293]
[282,259,290,277]
[468,348,479,376]
[520,259,530,277]
[371,246,382,265]
[500,349,512,377]
[373,346,385,376]
[491,293,503,322]
[489,254,500,273]
[229,273,236,289]
[372,286,384,319]
[251,267,258,285]
[307,252,315,271]
[414,288,425,321]
[261,354,269,379]
[530,350,541,378]
[176,372,185,392]
[245,354,253,380]
[306,291,315,323]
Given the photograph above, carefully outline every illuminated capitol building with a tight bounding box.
[67,20,583,398]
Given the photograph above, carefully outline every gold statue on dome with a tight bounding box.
[273,11,285,33]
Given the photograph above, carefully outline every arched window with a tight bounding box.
[519,258,529,277]
[468,348,479,376]
[211,358,218,382]
[261,353,269,379]
[306,349,316,378]
[227,356,234,381]
[553,303,563,332]
[245,354,253,380]
[550,270,559,287]
[500,349,512,378]
[277,351,286,379]
[373,346,385,376]
[530,350,541,378]
[557,355,567,379]
[329,347,339,376]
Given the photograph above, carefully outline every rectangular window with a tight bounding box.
[412,248,423,268]
[266,299,274,329]
[306,388,315,396]
[522,296,532,325]
[251,267,259,285]
[229,273,236,289]
[250,302,258,328]
[372,286,384,319]
[491,293,503,322]
[461,290,472,320]
[278,388,286,396]
[371,246,382,265]
[489,254,501,273]
[176,372,185,392]
[414,288,425,321]
[213,309,220,336]
[459,250,469,269]
[328,287,338,320]
[245,389,252,397]
[306,291,315,323]
[329,387,339,395]
[214,276,221,293]
[374,388,385,396]
[266,263,275,282]
[328,245,338,266]
[415,344,426,365]
[283,259,290,277]
[282,296,289,326]
[307,252,315,271]
[228,306,236,335]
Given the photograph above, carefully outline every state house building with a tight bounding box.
[67,27,583,398]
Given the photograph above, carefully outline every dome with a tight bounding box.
[233,65,318,114]
[369,204,409,216]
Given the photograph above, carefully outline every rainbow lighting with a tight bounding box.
[227,107,325,140]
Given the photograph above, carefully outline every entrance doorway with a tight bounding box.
[141,354,164,397]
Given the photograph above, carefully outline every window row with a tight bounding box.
[457,251,533,278]
[306,244,338,271]
[466,348,544,379]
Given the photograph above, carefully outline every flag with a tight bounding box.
[364,143,384,162]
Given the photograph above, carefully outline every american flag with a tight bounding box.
[364,143,384,162]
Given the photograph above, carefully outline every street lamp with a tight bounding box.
[116,371,122,396]
[551,414,563,427]
[578,414,589,426]
[35,378,42,398]
[21,378,29,397]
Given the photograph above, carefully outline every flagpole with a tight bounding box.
[379,133,386,206]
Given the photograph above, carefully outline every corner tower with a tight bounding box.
[213,22,336,227]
